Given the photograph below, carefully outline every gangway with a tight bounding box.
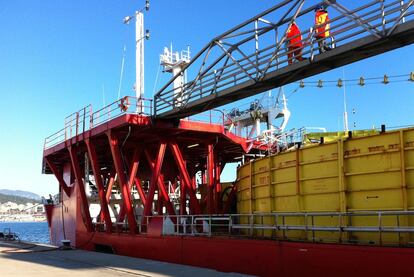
[154,0,414,119]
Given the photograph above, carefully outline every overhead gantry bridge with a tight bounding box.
[154,0,414,119]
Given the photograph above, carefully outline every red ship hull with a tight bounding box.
[46,196,414,277]
[43,103,414,276]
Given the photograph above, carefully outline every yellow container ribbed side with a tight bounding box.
[236,127,414,245]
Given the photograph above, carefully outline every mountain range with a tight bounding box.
[0,189,41,201]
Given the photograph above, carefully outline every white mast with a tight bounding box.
[124,1,149,113]
[135,11,144,104]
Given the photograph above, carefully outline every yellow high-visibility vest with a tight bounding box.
[315,11,330,38]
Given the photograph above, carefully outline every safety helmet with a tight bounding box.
[315,4,326,11]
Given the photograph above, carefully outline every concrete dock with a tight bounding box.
[0,241,252,277]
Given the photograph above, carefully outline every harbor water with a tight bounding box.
[0,222,49,244]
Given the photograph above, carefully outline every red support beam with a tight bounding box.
[191,175,197,190]
[170,181,177,193]
[202,170,207,185]
[107,131,137,234]
[85,139,112,233]
[169,142,202,215]
[144,148,176,218]
[106,169,116,202]
[143,143,167,218]
[134,176,147,205]
[157,188,163,215]
[215,158,222,213]
[128,148,141,188]
[97,169,115,223]
[207,144,215,214]
[179,175,186,215]
[201,169,207,210]
[44,157,72,197]
[158,174,177,218]
[68,146,93,232]
[118,148,142,222]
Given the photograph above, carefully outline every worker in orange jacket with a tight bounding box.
[286,21,304,65]
[315,4,331,53]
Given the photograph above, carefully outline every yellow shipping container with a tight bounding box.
[236,128,414,245]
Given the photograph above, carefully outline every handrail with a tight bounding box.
[44,96,153,150]
[182,109,226,125]
[90,210,414,246]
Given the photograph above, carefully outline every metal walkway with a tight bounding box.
[154,0,414,119]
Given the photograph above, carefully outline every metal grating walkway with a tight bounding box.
[154,0,414,119]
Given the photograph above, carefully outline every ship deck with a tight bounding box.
[42,96,257,176]
[43,113,249,169]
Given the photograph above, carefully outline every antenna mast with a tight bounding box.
[135,11,144,102]
[123,0,150,113]
[160,45,191,107]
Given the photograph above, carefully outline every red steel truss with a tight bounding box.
[85,139,112,233]
[107,130,137,233]
[43,112,248,233]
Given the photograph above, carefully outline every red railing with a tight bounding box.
[91,96,152,128]
[44,96,153,150]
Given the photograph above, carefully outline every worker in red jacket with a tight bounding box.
[286,21,304,65]
[315,5,331,53]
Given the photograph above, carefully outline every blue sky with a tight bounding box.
[0,1,413,197]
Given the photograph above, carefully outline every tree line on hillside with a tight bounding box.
[0,193,41,205]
